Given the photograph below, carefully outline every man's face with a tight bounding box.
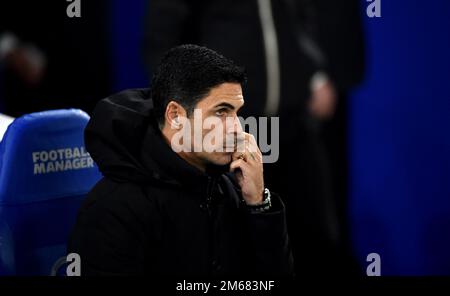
[186,82,244,166]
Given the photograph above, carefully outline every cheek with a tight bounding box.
[203,123,227,149]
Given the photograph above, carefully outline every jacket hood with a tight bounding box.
[85,88,158,184]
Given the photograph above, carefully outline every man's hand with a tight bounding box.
[230,132,264,205]
[308,77,337,120]
[6,45,46,86]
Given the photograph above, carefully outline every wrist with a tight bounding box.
[245,188,272,212]
[244,187,265,205]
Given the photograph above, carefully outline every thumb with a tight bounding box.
[235,170,245,190]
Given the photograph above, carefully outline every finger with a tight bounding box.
[233,146,259,164]
[232,150,260,165]
[232,151,246,162]
[233,133,262,164]
[243,133,262,160]
[247,133,261,155]
[235,132,246,153]
[234,168,244,185]
[230,160,252,189]
[247,151,259,162]
[234,134,250,161]
[232,149,257,164]
[230,158,250,173]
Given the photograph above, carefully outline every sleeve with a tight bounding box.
[313,0,365,89]
[243,192,295,277]
[68,183,158,276]
[0,3,18,62]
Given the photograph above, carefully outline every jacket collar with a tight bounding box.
[140,122,228,195]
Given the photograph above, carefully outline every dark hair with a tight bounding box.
[150,44,246,127]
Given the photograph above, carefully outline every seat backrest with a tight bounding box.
[0,109,101,275]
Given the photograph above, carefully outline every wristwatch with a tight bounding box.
[246,188,272,213]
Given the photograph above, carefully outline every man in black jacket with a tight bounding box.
[68,44,293,276]
[143,0,365,276]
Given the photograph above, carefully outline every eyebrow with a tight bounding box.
[213,102,244,110]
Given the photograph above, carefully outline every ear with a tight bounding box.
[165,101,186,129]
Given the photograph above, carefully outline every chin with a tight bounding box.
[209,152,233,166]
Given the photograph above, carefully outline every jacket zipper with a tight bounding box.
[205,176,218,274]
[205,176,216,215]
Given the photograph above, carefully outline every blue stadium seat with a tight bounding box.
[0,109,101,275]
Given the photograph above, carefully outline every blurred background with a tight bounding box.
[0,0,449,276]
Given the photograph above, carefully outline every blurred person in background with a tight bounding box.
[144,0,364,275]
[312,0,365,273]
[0,1,111,117]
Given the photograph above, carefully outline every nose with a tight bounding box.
[227,115,243,134]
